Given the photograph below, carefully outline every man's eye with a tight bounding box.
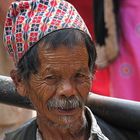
[46,75,56,79]
[75,73,88,81]
[75,73,85,78]
[44,75,58,84]
[74,73,91,83]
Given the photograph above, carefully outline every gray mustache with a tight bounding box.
[47,96,83,111]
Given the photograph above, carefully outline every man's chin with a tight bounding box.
[57,113,84,129]
[44,107,84,128]
[60,114,74,122]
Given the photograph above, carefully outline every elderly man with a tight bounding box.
[3,0,109,140]
[2,0,140,140]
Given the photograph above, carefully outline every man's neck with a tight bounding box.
[37,114,89,140]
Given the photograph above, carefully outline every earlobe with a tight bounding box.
[10,69,27,97]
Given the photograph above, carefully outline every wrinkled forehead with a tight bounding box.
[38,43,89,68]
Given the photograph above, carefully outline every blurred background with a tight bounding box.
[0,0,140,139]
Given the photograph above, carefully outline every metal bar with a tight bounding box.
[87,93,140,130]
[0,75,33,109]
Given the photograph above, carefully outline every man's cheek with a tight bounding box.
[78,80,91,89]
[31,80,53,96]
[77,82,91,96]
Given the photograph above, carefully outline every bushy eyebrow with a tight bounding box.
[75,68,90,74]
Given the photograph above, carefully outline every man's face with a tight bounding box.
[26,43,92,127]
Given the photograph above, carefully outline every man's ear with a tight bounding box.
[10,69,27,97]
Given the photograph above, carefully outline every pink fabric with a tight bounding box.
[109,0,140,101]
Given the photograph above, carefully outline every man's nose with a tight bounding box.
[57,80,77,97]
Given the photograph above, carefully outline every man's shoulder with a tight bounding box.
[4,118,37,140]
[94,115,140,140]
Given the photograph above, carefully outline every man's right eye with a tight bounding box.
[46,75,56,79]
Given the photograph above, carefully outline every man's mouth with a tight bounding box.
[56,107,79,115]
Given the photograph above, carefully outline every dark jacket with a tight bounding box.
[4,116,140,140]
[4,118,37,140]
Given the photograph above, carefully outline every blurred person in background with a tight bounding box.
[94,0,140,101]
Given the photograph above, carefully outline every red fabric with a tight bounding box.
[91,69,110,96]
[68,0,110,96]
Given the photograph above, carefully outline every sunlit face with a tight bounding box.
[26,42,92,127]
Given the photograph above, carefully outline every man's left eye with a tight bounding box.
[75,73,85,78]
[44,75,58,85]
[74,73,90,83]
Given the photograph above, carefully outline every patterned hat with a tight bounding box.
[3,0,91,65]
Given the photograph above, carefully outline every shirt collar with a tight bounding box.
[85,106,109,140]
[36,107,109,140]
